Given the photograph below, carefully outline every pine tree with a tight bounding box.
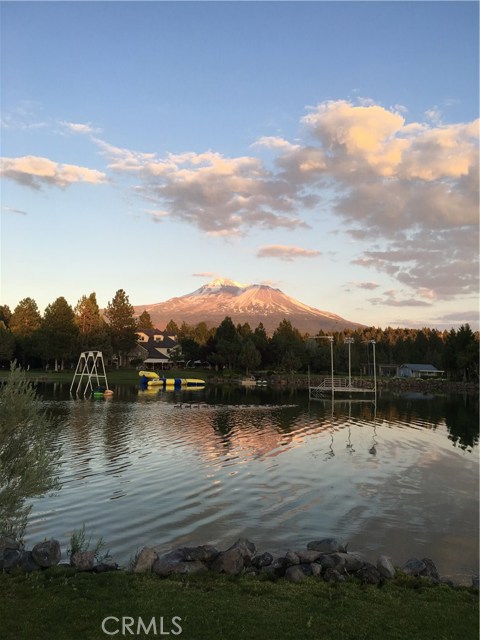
[38,297,79,370]
[105,289,138,366]
[137,310,154,330]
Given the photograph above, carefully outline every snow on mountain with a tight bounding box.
[134,279,363,334]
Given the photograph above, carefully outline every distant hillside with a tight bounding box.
[134,278,363,334]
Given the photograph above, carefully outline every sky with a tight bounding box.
[1,1,479,331]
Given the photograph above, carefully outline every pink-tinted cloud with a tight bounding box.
[257,244,321,261]
[0,155,106,189]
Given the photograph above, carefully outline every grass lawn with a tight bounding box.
[0,367,217,385]
[0,569,478,640]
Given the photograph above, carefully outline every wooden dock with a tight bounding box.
[309,377,376,401]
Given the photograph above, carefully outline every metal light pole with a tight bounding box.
[314,335,334,400]
[345,337,354,389]
[369,339,377,405]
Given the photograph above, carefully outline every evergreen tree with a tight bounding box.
[74,293,104,350]
[209,317,241,370]
[10,298,42,337]
[270,319,306,371]
[239,337,261,375]
[0,305,12,328]
[0,327,15,363]
[165,319,180,335]
[9,298,42,366]
[105,289,138,366]
[137,310,154,330]
[39,297,79,370]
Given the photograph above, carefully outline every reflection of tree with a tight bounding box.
[377,394,479,450]
[0,364,62,539]
[444,395,479,450]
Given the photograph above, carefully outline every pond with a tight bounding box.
[25,383,479,584]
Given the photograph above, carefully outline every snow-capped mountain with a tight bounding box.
[134,278,363,334]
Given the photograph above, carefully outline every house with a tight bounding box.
[128,329,183,370]
[396,363,444,379]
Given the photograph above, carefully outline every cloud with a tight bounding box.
[347,281,380,290]
[192,272,216,278]
[9,97,472,304]
[145,209,169,223]
[1,101,47,131]
[256,244,321,261]
[434,310,479,326]
[367,289,432,307]
[2,205,28,215]
[62,121,101,135]
[0,155,107,189]
[96,143,313,235]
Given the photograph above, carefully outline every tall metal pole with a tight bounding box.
[370,340,377,405]
[330,337,334,402]
[313,335,335,400]
[345,337,354,388]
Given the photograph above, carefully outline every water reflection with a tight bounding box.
[27,383,478,583]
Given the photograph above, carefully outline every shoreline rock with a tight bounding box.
[1,535,477,590]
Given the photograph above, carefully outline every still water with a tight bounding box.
[26,384,478,583]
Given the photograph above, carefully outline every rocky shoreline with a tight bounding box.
[1,536,478,590]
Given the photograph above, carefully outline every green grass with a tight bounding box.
[0,367,219,385]
[0,569,477,640]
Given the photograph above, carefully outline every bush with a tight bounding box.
[0,362,62,540]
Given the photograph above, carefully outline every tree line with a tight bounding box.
[0,291,478,381]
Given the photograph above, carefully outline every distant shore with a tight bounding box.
[1,367,477,395]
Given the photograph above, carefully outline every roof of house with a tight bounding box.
[399,364,443,372]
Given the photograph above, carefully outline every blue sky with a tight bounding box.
[1,1,478,330]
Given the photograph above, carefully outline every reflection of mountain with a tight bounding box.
[134,278,363,334]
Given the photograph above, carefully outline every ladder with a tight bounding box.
[70,351,109,397]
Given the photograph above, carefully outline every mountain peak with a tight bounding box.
[135,278,364,334]
[206,277,246,289]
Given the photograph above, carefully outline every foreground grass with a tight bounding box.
[0,569,478,640]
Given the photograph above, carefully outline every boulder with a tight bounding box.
[285,565,306,583]
[472,576,479,589]
[401,557,427,576]
[295,549,322,564]
[94,558,119,573]
[1,548,23,572]
[285,550,300,565]
[357,562,382,585]
[317,554,336,570]
[152,549,208,577]
[70,550,95,571]
[133,547,158,573]
[180,545,218,565]
[31,539,61,568]
[225,538,256,565]
[18,551,42,573]
[332,552,364,573]
[210,548,244,575]
[271,557,289,577]
[377,555,395,579]
[421,558,439,582]
[251,552,273,569]
[322,568,345,583]
[307,538,343,554]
